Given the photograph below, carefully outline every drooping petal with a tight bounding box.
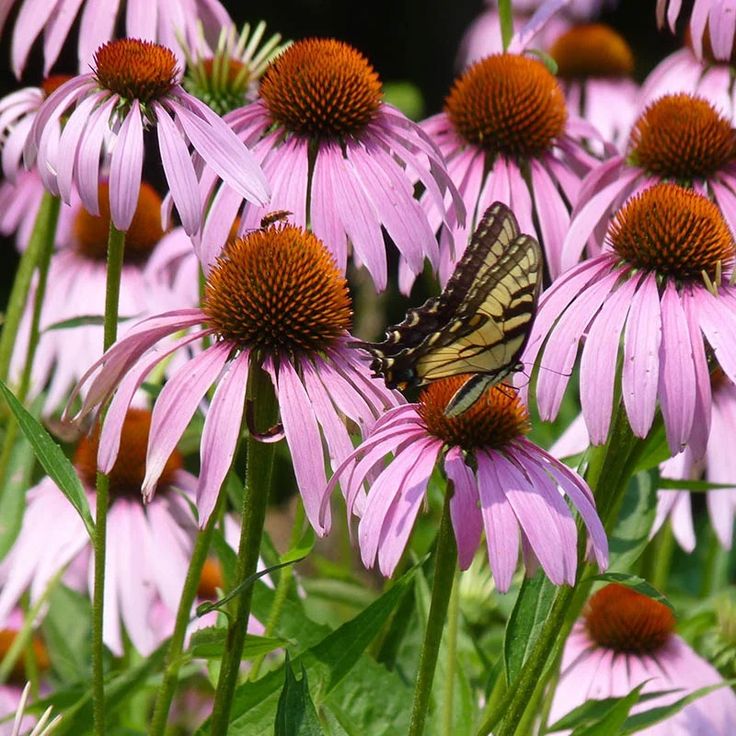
[109,100,144,231]
[475,451,519,593]
[658,281,696,454]
[76,96,117,216]
[154,102,201,235]
[445,447,482,570]
[269,358,329,534]
[622,274,662,439]
[143,342,231,501]
[197,349,250,526]
[376,439,441,577]
[537,268,621,421]
[580,276,637,444]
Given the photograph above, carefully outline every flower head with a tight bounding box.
[323,375,607,590]
[423,52,602,283]
[11,180,193,411]
[562,93,736,268]
[67,222,398,532]
[197,37,461,292]
[0,0,231,77]
[550,584,736,734]
[524,182,736,459]
[549,24,638,148]
[182,21,288,115]
[0,409,199,656]
[25,38,268,235]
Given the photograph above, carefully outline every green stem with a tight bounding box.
[249,499,305,681]
[210,362,278,735]
[441,572,460,736]
[477,402,644,736]
[91,224,126,736]
[651,522,675,592]
[700,526,726,597]
[0,193,60,385]
[0,196,60,492]
[497,0,514,50]
[149,509,221,736]
[408,489,458,736]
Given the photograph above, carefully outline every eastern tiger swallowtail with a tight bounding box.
[355,202,542,417]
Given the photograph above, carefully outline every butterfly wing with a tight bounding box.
[357,202,541,394]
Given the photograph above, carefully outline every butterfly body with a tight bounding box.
[356,202,542,415]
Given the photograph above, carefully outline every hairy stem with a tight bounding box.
[91,224,126,736]
[209,363,277,734]
[408,489,457,736]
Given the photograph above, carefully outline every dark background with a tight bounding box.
[0,0,684,301]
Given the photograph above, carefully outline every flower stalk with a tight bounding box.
[149,505,222,736]
[0,194,60,492]
[210,361,278,734]
[408,486,458,736]
[0,192,60,385]
[91,223,126,736]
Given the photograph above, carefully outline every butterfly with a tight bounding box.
[355,202,542,417]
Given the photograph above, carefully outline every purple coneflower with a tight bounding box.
[422,52,602,283]
[550,584,736,734]
[11,181,193,411]
[67,223,398,531]
[548,24,638,149]
[25,38,269,234]
[322,375,607,590]
[657,0,735,61]
[561,93,736,269]
[197,38,460,291]
[523,182,736,459]
[0,0,230,77]
[640,27,736,118]
[0,409,199,656]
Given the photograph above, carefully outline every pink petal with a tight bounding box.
[143,342,231,501]
[154,102,201,235]
[376,439,439,577]
[475,451,519,593]
[580,276,637,444]
[170,94,269,206]
[76,96,116,216]
[197,349,250,526]
[537,268,621,421]
[269,358,329,534]
[445,447,482,570]
[658,281,696,454]
[529,158,569,277]
[623,274,662,438]
[109,100,144,231]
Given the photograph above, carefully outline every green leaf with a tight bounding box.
[189,627,287,660]
[587,573,674,611]
[632,423,669,474]
[527,48,559,75]
[0,380,94,538]
[44,315,106,331]
[41,585,92,684]
[547,683,646,734]
[0,432,33,560]
[284,525,316,564]
[504,571,557,684]
[657,478,735,492]
[202,565,417,734]
[275,656,324,736]
[196,556,307,617]
[620,682,734,733]
[608,470,657,571]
